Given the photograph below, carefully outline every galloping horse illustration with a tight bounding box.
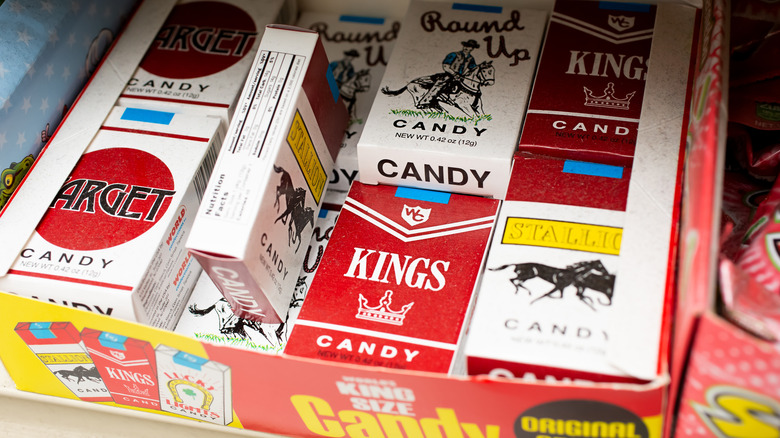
[490,260,615,310]
[381,60,495,118]
[189,298,286,346]
[54,365,103,384]
[273,165,315,252]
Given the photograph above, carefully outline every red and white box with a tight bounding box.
[14,321,112,403]
[465,155,635,382]
[517,0,657,167]
[357,0,547,199]
[175,206,340,354]
[81,328,161,410]
[186,25,349,324]
[117,0,296,128]
[468,0,698,383]
[155,344,232,425]
[284,181,500,374]
[295,12,400,203]
[0,106,223,330]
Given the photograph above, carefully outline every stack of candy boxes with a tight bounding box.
[0,0,735,437]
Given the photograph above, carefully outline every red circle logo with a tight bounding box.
[38,148,176,251]
[140,1,258,79]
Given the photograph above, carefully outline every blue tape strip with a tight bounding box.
[29,322,55,339]
[339,15,385,25]
[395,186,451,204]
[326,65,340,103]
[98,332,128,351]
[318,208,330,218]
[599,2,651,12]
[563,160,624,179]
[173,351,208,370]
[452,3,502,13]
[121,107,175,125]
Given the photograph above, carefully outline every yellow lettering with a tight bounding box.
[377,413,424,438]
[420,408,464,438]
[340,410,385,438]
[290,394,345,437]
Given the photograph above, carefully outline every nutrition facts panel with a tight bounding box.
[229,51,305,158]
[203,50,306,223]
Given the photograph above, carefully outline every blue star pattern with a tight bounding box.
[0,0,137,184]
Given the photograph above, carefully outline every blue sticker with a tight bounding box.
[339,15,385,25]
[121,107,175,125]
[29,322,56,339]
[395,186,451,204]
[173,351,208,370]
[452,3,503,13]
[563,160,624,179]
[326,65,340,103]
[98,332,128,350]
[319,208,330,218]
[599,2,651,12]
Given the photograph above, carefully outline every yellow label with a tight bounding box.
[502,217,622,255]
[287,110,326,204]
[37,352,92,365]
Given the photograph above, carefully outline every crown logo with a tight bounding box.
[583,82,635,110]
[124,383,150,396]
[356,290,414,326]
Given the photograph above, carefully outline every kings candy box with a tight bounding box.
[518,0,656,167]
[284,182,499,374]
[81,328,161,410]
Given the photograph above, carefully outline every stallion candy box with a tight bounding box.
[357,0,547,198]
[284,182,499,374]
[117,0,295,128]
[186,25,349,325]
[0,106,223,330]
[295,12,400,202]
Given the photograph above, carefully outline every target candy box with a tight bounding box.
[186,25,349,325]
[0,106,223,331]
[357,0,547,199]
[284,182,500,374]
[118,0,297,129]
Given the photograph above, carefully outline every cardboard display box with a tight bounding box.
[0,106,222,330]
[295,12,401,203]
[0,1,729,437]
[117,0,296,128]
[186,25,349,324]
[357,0,547,199]
[0,0,138,210]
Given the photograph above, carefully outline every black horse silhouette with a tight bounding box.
[272,165,315,252]
[54,365,103,384]
[490,260,615,310]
